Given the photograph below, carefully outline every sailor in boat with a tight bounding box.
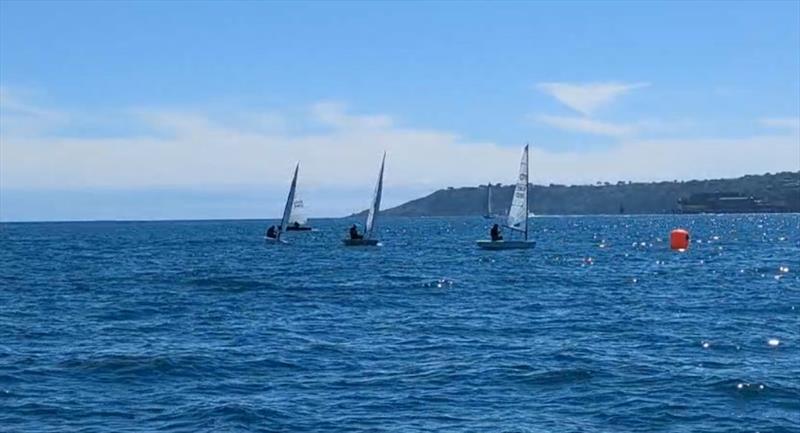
[490,224,503,241]
[292,221,301,230]
[349,224,364,240]
[266,225,278,239]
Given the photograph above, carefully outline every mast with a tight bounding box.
[523,144,529,240]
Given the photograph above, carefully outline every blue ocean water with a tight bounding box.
[1,215,798,432]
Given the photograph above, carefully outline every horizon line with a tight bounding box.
[3,212,800,225]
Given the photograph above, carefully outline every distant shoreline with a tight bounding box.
[3,212,800,225]
[351,171,800,218]
[2,172,798,223]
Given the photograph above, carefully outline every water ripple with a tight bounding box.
[1,215,798,432]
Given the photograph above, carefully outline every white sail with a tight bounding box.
[365,152,385,239]
[288,199,307,225]
[506,145,528,236]
[279,163,299,237]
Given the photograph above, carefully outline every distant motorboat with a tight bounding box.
[477,145,536,250]
[343,152,385,247]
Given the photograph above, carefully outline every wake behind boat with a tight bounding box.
[477,145,535,250]
[264,235,288,244]
[343,152,385,247]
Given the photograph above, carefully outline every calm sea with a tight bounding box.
[1,215,798,432]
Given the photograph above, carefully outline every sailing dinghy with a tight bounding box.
[343,152,385,246]
[477,145,535,250]
[265,163,299,244]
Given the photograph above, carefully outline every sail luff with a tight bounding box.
[506,145,529,236]
[279,163,299,238]
[365,152,385,239]
[524,144,529,240]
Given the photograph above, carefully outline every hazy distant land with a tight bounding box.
[354,172,800,217]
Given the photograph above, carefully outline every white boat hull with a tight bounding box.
[264,236,288,244]
[343,238,380,246]
[476,240,536,250]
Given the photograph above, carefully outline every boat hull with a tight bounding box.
[476,240,535,250]
[264,236,288,244]
[286,226,312,231]
[342,238,380,246]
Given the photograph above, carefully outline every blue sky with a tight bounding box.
[1,1,799,221]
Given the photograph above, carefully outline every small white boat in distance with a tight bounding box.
[483,182,496,219]
[265,163,299,244]
[477,145,535,250]
[286,199,312,231]
[343,152,385,247]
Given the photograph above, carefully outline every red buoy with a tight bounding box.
[670,229,690,250]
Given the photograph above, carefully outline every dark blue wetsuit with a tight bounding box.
[349,225,363,240]
[490,224,503,241]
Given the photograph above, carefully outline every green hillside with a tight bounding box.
[375,172,800,216]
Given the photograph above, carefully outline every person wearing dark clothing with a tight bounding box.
[266,225,277,239]
[293,221,301,229]
[349,224,363,240]
[490,224,503,241]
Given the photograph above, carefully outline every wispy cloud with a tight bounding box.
[536,81,649,115]
[0,86,69,135]
[310,101,393,130]
[0,86,57,118]
[535,115,635,137]
[760,117,800,131]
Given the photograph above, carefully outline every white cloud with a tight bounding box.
[760,117,800,131]
[0,86,69,135]
[0,101,518,192]
[534,134,800,184]
[536,82,649,115]
[2,92,798,216]
[535,115,635,137]
[310,101,393,130]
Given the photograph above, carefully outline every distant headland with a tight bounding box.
[352,172,800,217]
